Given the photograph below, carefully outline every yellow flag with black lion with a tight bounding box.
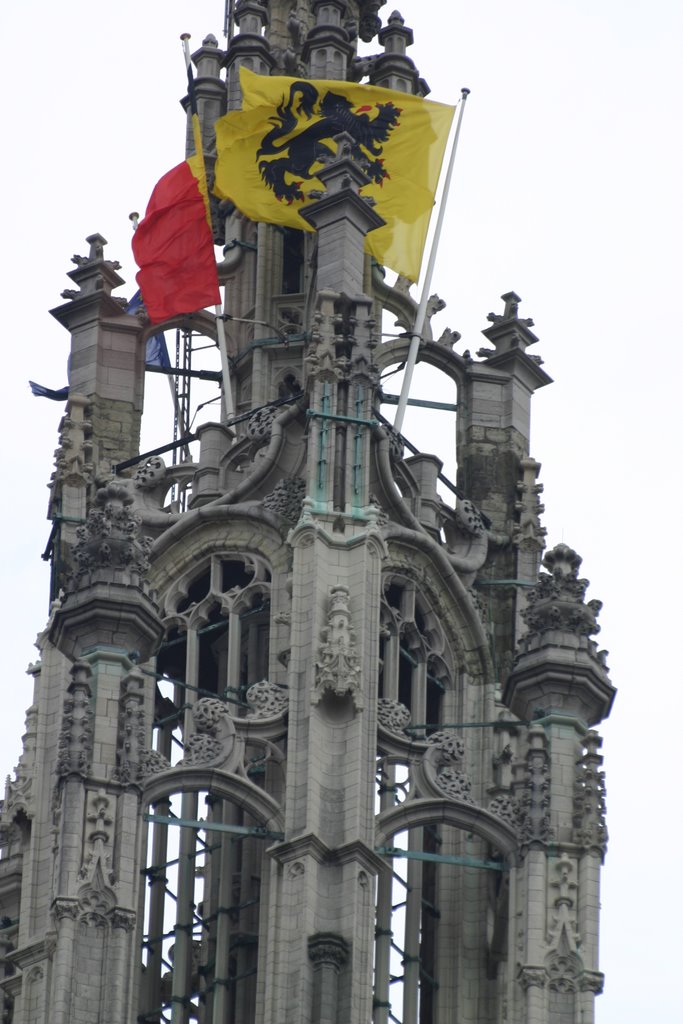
[214,67,454,282]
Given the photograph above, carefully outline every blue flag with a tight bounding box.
[28,381,69,401]
[127,290,172,369]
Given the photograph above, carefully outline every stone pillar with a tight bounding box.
[224,0,274,111]
[50,235,145,477]
[300,140,384,294]
[258,516,385,1024]
[8,481,166,1024]
[504,545,614,1024]
[302,0,354,80]
[308,932,350,1024]
[371,11,422,94]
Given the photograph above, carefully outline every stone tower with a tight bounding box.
[0,3,615,1023]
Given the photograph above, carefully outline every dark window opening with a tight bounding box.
[378,635,386,699]
[198,604,229,697]
[426,677,443,736]
[176,569,211,614]
[156,626,187,684]
[282,228,304,294]
[222,559,253,591]
[398,647,414,711]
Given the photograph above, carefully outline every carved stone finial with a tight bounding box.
[86,233,106,262]
[487,291,531,325]
[503,545,616,726]
[521,544,601,640]
[358,1,384,42]
[481,291,541,359]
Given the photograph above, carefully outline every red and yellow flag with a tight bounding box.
[214,67,454,282]
[132,66,220,324]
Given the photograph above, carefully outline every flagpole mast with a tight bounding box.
[393,88,470,435]
[181,33,235,422]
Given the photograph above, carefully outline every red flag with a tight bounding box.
[133,63,219,324]
[132,156,220,324]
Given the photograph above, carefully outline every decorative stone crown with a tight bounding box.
[503,544,616,726]
[71,481,152,585]
[520,544,603,641]
[50,480,163,661]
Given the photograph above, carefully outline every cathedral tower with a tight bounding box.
[0,3,615,1022]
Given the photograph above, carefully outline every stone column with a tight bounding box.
[504,544,615,1024]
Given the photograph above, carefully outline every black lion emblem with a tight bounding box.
[257,80,402,204]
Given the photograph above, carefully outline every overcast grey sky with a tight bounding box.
[3,2,682,1020]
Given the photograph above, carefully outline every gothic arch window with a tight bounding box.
[139,652,285,1023]
[139,318,227,511]
[376,339,461,502]
[373,817,512,1024]
[139,781,278,1024]
[378,576,453,738]
[155,554,271,729]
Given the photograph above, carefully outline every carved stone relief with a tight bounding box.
[179,698,239,771]
[262,477,306,525]
[313,586,363,709]
[79,789,115,886]
[573,731,608,855]
[114,666,147,786]
[547,857,579,953]
[71,481,152,583]
[518,726,553,847]
[245,680,289,719]
[3,702,38,822]
[56,660,94,779]
[377,698,411,735]
[138,748,171,781]
[422,732,474,804]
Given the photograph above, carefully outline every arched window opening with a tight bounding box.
[176,570,211,615]
[140,323,225,514]
[374,823,509,1024]
[139,790,268,1024]
[378,359,459,503]
[380,578,453,739]
[198,604,230,697]
[155,555,272,720]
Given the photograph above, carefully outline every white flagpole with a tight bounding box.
[393,88,470,435]
[181,34,234,423]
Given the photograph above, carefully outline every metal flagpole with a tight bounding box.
[393,88,470,435]
[181,34,235,423]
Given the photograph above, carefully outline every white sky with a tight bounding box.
[3,1,682,1020]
